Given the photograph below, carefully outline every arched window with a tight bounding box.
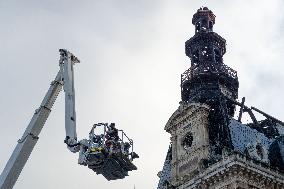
[182,132,193,150]
[196,22,201,33]
[214,49,221,63]
[209,21,213,30]
[192,50,199,66]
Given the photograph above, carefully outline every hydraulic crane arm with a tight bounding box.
[0,49,79,189]
[0,49,139,189]
[0,71,63,189]
[59,49,80,152]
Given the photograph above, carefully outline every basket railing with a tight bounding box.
[181,63,237,85]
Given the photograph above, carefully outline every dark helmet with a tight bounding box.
[109,123,115,128]
[124,142,130,148]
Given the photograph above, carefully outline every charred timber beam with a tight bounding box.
[251,106,284,126]
[245,108,259,126]
[226,97,258,126]
[226,96,284,127]
[238,97,245,122]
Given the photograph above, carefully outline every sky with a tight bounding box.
[0,0,284,188]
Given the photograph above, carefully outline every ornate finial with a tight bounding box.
[192,7,215,33]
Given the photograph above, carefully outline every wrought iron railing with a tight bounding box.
[181,63,237,85]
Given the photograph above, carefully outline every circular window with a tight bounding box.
[182,132,193,150]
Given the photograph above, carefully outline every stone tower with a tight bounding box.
[157,7,284,189]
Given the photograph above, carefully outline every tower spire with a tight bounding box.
[181,7,239,152]
[182,7,238,115]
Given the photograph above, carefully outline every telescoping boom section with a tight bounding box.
[0,49,139,189]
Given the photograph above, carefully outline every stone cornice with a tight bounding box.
[164,102,210,132]
[177,152,284,189]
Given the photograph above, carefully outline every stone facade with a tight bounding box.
[165,102,210,186]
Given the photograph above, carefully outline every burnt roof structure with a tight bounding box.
[182,7,239,153]
[157,7,284,189]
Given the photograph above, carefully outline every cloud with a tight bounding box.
[0,1,283,188]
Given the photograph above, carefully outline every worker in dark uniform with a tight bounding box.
[105,123,119,154]
[92,134,103,147]
[122,142,131,156]
[106,123,119,141]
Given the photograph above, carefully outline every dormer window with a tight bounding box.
[256,143,264,159]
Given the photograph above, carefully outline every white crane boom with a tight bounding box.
[0,49,138,189]
[0,49,78,189]
[0,71,63,189]
[59,49,80,152]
